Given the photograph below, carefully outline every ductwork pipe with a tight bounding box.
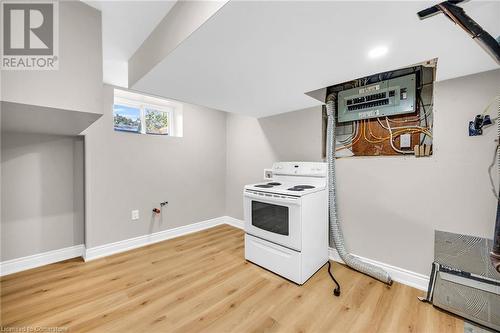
[326,94,392,285]
[492,212,500,272]
[491,96,500,273]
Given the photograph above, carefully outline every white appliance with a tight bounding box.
[244,162,329,285]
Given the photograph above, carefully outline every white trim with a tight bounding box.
[224,216,244,229]
[0,245,85,277]
[328,248,429,291]
[84,216,235,261]
[0,216,429,292]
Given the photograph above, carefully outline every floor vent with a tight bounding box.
[421,231,500,331]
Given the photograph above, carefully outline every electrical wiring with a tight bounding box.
[364,119,430,144]
[336,128,353,145]
[377,117,432,137]
[367,120,385,140]
[336,125,361,151]
[388,81,434,128]
[387,96,433,124]
[363,120,387,144]
[336,121,357,145]
[386,82,434,148]
[367,120,428,140]
[417,92,431,144]
[386,118,414,154]
[335,118,432,153]
[335,121,363,151]
[336,121,362,147]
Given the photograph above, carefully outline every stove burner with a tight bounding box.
[267,182,282,186]
[294,185,315,189]
[287,185,315,191]
[255,184,273,188]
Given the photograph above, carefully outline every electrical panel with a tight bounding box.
[337,73,416,123]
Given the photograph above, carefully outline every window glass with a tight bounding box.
[113,104,141,133]
[145,109,169,135]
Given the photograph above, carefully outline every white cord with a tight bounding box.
[488,143,499,200]
[481,94,500,116]
[386,117,414,155]
[336,121,359,147]
[378,117,429,131]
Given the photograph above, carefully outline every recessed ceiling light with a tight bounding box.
[368,46,388,58]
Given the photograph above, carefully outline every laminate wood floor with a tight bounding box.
[1,225,463,332]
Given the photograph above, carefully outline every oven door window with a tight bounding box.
[251,201,289,236]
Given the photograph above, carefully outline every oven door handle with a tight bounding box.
[244,192,301,205]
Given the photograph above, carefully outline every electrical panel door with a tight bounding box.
[337,73,416,123]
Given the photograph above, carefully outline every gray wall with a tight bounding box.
[1,1,103,115]
[225,69,500,276]
[83,85,227,248]
[1,133,84,261]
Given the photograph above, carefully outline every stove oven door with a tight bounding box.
[243,190,301,251]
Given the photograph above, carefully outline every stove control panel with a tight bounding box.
[245,189,300,200]
[272,162,326,177]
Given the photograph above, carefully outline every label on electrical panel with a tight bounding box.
[359,110,380,119]
[359,85,380,94]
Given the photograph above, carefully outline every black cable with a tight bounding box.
[327,261,341,296]
[418,91,429,145]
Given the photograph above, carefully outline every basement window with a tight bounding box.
[113,89,183,137]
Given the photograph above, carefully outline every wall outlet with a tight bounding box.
[131,210,139,221]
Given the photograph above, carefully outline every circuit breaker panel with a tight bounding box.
[337,73,416,123]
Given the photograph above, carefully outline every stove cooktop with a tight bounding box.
[287,185,315,191]
[246,181,323,196]
[254,182,282,188]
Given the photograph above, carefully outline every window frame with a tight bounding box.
[114,96,174,136]
[144,107,173,136]
[112,103,142,133]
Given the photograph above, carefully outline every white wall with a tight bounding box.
[0,1,103,115]
[1,133,84,261]
[83,85,227,248]
[225,69,500,276]
[225,106,322,218]
[129,1,228,87]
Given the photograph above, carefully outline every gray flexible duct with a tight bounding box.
[491,95,500,272]
[326,94,392,285]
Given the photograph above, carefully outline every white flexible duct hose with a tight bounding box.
[326,94,392,285]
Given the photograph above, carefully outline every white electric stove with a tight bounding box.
[243,162,329,285]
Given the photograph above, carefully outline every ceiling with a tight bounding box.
[84,0,177,87]
[132,1,500,117]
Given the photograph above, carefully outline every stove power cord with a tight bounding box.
[327,261,341,296]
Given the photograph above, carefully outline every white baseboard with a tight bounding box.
[0,245,85,277]
[0,216,428,292]
[84,216,241,261]
[224,216,244,229]
[329,248,429,291]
